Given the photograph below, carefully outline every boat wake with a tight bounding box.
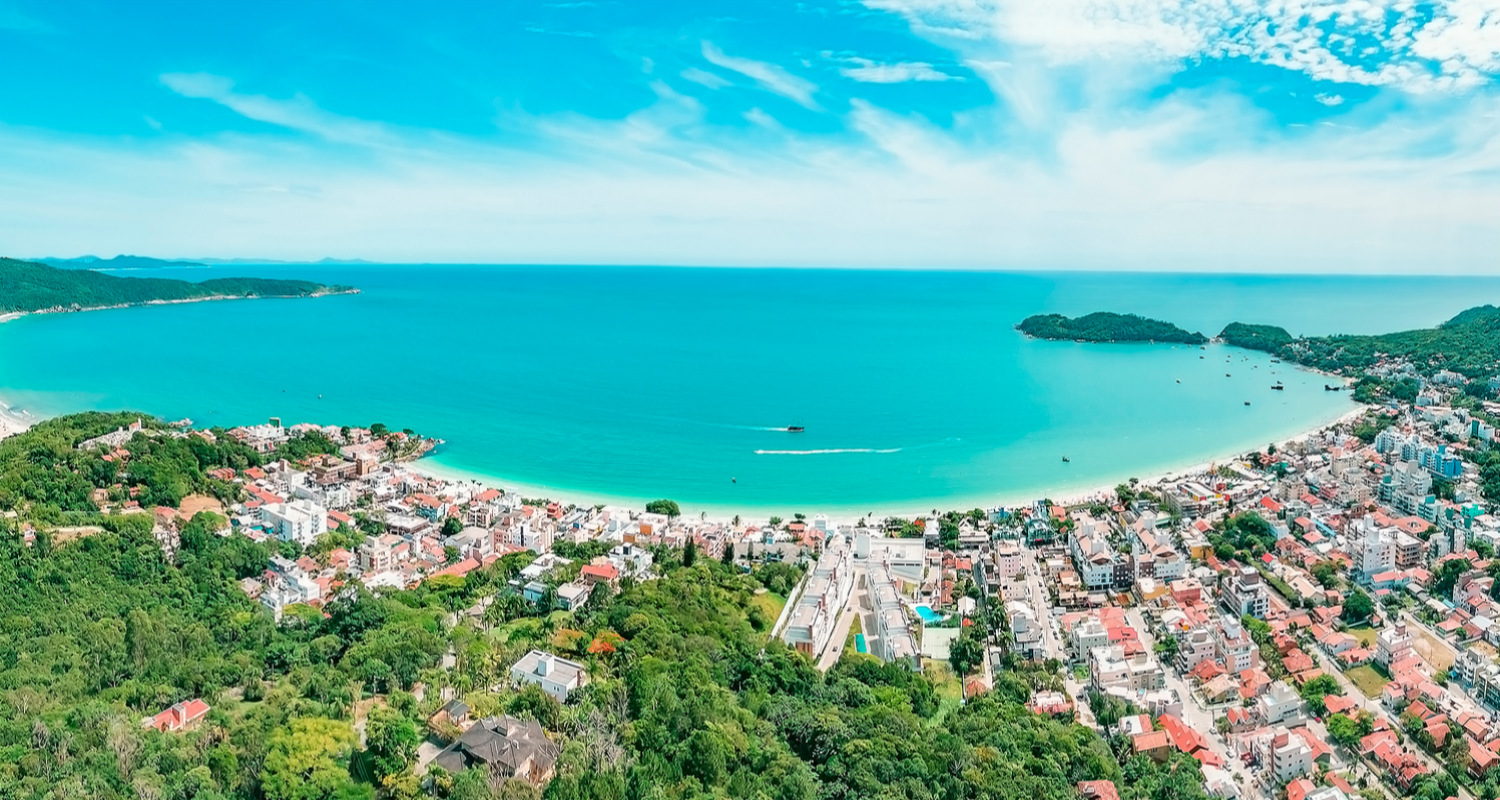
[754,447,901,455]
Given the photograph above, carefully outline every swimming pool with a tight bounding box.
[914,605,945,624]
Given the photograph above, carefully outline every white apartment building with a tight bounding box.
[1374,622,1415,669]
[1214,617,1259,673]
[1089,645,1165,694]
[1254,727,1312,783]
[1220,567,1270,618]
[260,498,327,546]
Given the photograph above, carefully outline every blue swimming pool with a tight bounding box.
[914,605,944,623]
[855,634,868,654]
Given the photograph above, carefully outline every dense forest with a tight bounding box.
[0,257,350,314]
[1218,305,1500,378]
[1,412,1203,800]
[1016,313,1208,345]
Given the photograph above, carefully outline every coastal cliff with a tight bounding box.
[1016,312,1208,344]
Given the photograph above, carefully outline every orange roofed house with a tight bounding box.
[148,699,210,732]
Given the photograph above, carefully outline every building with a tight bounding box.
[782,537,855,657]
[432,715,560,787]
[866,562,920,668]
[1374,622,1415,670]
[1090,645,1166,694]
[1220,567,1270,618]
[510,650,589,702]
[1214,617,1259,673]
[1254,727,1313,783]
[260,498,327,546]
[1008,600,1046,661]
[147,699,210,732]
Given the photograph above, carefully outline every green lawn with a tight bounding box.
[1348,626,1379,647]
[843,610,864,654]
[1344,664,1390,697]
[751,590,787,628]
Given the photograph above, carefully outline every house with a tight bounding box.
[147,699,210,732]
[510,650,589,702]
[432,714,560,787]
[555,581,592,611]
[1133,730,1172,761]
[579,563,621,587]
[1078,781,1122,800]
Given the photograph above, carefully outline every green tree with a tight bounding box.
[645,499,680,519]
[260,718,360,800]
[364,706,420,782]
[1299,674,1343,716]
[1343,589,1376,623]
[442,515,465,537]
[950,626,985,677]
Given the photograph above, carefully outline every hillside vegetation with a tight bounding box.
[0,257,349,314]
[1218,305,1500,378]
[1,411,1210,800]
[1016,312,1208,344]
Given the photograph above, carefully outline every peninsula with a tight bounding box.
[0,257,355,318]
[1016,311,1209,344]
[1219,306,1500,381]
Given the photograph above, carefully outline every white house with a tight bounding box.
[510,650,589,702]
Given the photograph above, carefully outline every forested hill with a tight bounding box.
[2,411,1209,800]
[0,257,353,314]
[1218,305,1500,378]
[1017,312,1209,344]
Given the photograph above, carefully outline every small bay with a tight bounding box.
[3,265,1495,514]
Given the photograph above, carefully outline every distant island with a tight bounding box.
[1219,306,1500,377]
[0,257,356,317]
[1016,312,1208,344]
[36,254,208,270]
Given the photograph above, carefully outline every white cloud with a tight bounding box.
[160,72,394,146]
[680,67,731,90]
[700,41,821,109]
[1315,93,1346,106]
[3,75,1496,272]
[863,0,1500,93]
[837,56,959,83]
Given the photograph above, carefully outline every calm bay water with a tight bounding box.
[4,265,1498,514]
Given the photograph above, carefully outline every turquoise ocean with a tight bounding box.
[3,265,1498,515]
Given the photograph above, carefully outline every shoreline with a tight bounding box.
[0,288,360,325]
[0,378,1362,520]
[407,395,1363,524]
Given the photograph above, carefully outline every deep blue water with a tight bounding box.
[4,265,1497,514]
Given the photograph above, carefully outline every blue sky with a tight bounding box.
[1,0,1497,272]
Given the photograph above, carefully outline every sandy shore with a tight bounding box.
[0,394,34,441]
[407,399,1367,525]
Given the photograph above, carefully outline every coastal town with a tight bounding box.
[4,361,1496,800]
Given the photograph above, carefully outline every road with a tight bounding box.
[817,581,868,671]
[1127,607,1260,796]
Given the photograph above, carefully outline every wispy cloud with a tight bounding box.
[680,67,731,90]
[700,41,821,109]
[160,72,394,147]
[835,55,959,83]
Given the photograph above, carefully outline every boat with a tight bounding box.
[1324,384,1342,392]
[1244,401,1251,406]
[1271,359,1280,363]
[1062,456,1070,463]
[1226,373,1231,377]
[1271,383,1284,390]
[785,425,805,432]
